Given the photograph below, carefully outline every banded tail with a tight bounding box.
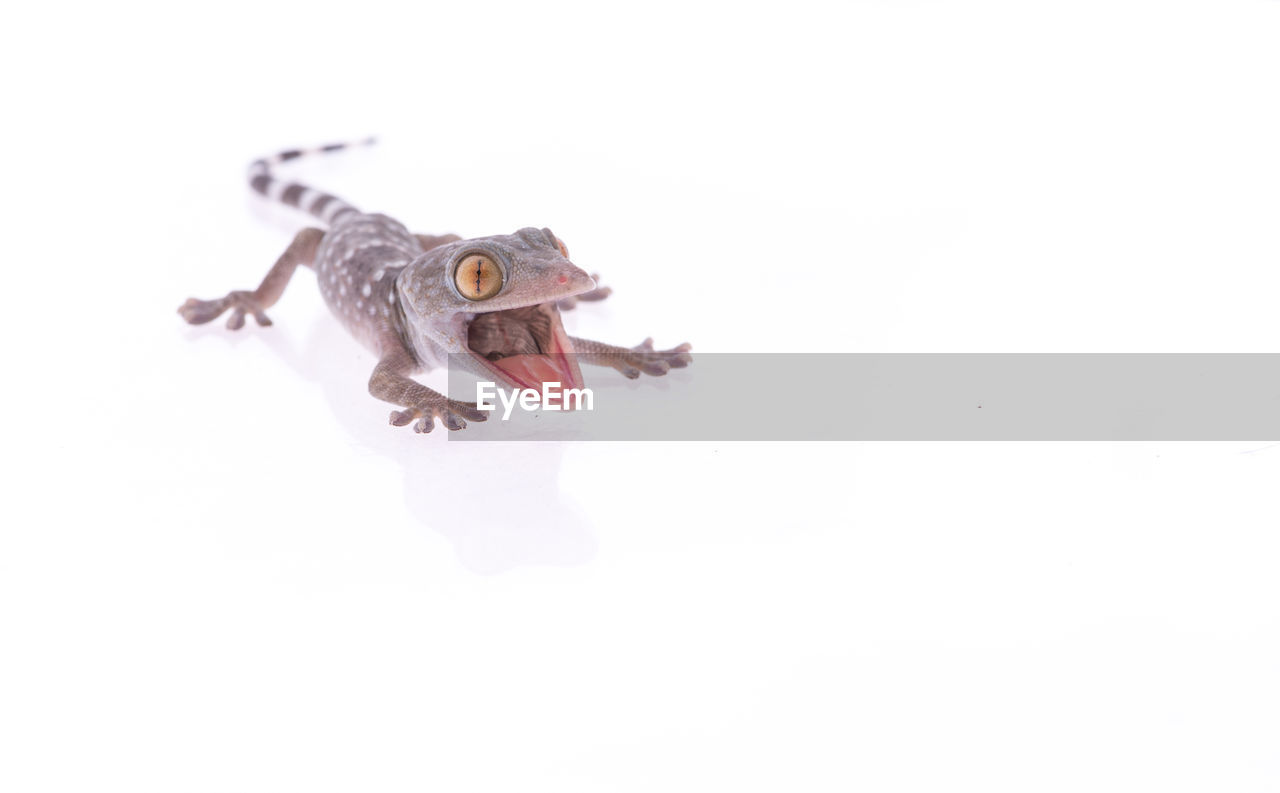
[247,138,374,225]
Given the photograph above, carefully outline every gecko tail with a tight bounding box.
[247,138,375,226]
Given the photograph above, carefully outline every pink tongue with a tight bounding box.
[491,353,584,392]
[477,302,585,393]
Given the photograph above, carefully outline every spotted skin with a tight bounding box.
[179,141,690,433]
[312,213,419,353]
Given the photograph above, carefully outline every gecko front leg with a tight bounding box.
[569,336,692,379]
[179,227,325,329]
[368,344,487,433]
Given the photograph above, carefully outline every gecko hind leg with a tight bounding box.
[369,344,488,433]
[179,227,325,330]
[415,233,462,252]
[557,274,612,311]
[569,336,691,379]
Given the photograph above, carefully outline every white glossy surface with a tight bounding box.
[4,1,1280,790]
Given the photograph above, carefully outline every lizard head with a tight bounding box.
[396,227,597,391]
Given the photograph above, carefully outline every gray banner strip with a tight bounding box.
[446,354,1280,440]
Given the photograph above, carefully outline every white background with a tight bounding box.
[3,1,1280,790]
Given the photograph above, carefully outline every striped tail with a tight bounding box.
[247,138,374,225]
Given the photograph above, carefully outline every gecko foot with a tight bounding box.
[557,274,612,311]
[178,290,272,330]
[609,338,693,379]
[389,398,489,433]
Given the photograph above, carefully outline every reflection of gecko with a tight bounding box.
[179,141,690,432]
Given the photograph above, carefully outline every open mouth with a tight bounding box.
[466,302,585,392]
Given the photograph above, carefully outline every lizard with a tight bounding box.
[179,140,691,433]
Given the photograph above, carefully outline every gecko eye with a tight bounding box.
[454,254,503,300]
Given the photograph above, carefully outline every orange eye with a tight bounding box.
[543,228,570,258]
[454,254,503,300]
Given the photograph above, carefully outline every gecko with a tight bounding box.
[179,140,691,433]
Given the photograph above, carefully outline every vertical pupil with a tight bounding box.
[458,256,499,299]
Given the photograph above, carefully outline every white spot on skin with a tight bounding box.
[356,299,364,309]
[361,283,372,298]
[368,305,377,316]
[294,187,316,210]
[265,178,288,201]
[322,200,350,224]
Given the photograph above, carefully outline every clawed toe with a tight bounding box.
[617,338,692,377]
[578,275,612,302]
[449,401,489,423]
[177,297,227,326]
[226,306,272,330]
[389,400,488,433]
[178,291,271,330]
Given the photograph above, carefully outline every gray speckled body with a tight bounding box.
[313,213,420,355]
[178,140,691,433]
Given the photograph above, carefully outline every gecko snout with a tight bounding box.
[559,264,596,295]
